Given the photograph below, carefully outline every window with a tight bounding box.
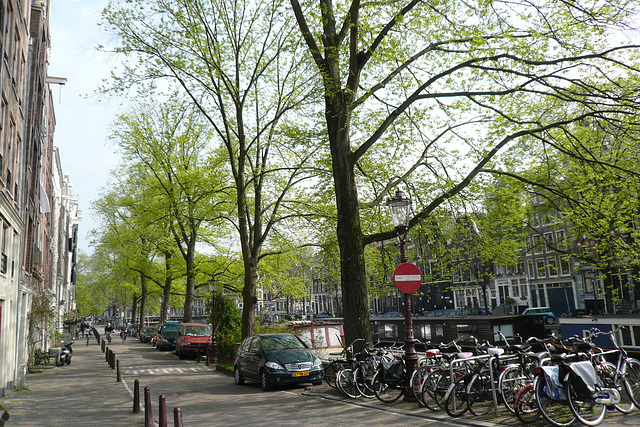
[536,258,546,278]
[527,260,535,279]
[556,229,566,250]
[511,283,520,298]
[434,324,444,338]
[493,324,514,341]
[544,232,554,252]
[532,235,543,254]
[383,324,398,338]
[547,257,558,277]
[559,256,571,276]
[520,280,528,299]
[419,324,431,340]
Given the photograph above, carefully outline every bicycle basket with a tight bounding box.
[568,361,600,400]
[541,365,566,400]
[382,361,405,385]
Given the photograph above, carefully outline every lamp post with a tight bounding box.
[386,189,418,401]
[207,275,218,365]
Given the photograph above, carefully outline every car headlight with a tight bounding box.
[265,361,284,370]
[312,358,322,368]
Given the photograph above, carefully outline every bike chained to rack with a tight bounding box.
[323,331,640,425]
[511,326,640,427]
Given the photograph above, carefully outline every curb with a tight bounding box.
[301,390,511,427]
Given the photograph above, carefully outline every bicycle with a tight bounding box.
[370,356,407,403]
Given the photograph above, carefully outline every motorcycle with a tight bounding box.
[59,342,73,365]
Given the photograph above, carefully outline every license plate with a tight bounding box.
[293,371,309,377]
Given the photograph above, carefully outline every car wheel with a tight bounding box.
[260,370,272,391]
[545,316,555,324]
[234,366,245,385]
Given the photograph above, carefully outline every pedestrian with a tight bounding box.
[80,321,86,337]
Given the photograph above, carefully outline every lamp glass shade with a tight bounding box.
[386,190,412,228]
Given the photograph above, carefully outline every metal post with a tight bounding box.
[117,360,121,382]
[210,290,217,364]
[144,387,152,427]
[173,407,183,427]
[398,226,417,402]
[133,379,140,413]
[105,346,109,361]
[159,395,167,427]
[86,334,90,346]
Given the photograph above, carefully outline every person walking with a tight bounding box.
[80,321,87,337]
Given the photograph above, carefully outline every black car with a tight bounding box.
[139,326,157,343]
[234,333,323,391]
[156,321,180,351]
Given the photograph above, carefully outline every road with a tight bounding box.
[110,337,461,426]
[3,331,640,426]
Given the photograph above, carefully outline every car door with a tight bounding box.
[245,337,263,380]
[236,337,250,373]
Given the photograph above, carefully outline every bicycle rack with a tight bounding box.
[448,350,511,417]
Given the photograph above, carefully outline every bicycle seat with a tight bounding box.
[457,352,474,359]
[426,349,440,357]
[488,347,505,356]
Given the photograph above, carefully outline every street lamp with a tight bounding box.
[207,275,219,365]
[386,189,418,401]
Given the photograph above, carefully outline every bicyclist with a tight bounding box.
[104,322,114,344]
[120,325,128,343]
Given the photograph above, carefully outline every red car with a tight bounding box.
[175,323,212,359]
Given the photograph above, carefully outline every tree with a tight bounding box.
[108,95,229,322]
[290,0,640,345]
[101,0,321,337]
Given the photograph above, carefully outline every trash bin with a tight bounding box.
[49,348,61,366]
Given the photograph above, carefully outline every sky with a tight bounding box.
[48,0,122,254]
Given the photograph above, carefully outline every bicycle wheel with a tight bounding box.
[336,368,360,398]
[623,357,640,408]
[534,373,576,427]
[433,371,453,410]
[467,372,495,416]
[515,385,540,423]
[354,366,376,398]
[444,375,470,417]
[598,360,634,414]
[499,365,528,414]
[410,364,430,405]
[419,369,442,411]
[566,371,607,426]
[325,360,345,388]
[372,371,404,403]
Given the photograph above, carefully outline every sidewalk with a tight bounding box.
[0,336,143,426]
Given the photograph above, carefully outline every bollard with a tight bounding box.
[159,395,167,427]
[117,360,121,382]
[105,346,109,361]
[133,379,140,413]
[87,334,90,346]
[173,407,183,427]
[144,387,152,427]
[101,339,104,352]
[110,351,116,369]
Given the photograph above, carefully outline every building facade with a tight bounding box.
[0,0,79,397]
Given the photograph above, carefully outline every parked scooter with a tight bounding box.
[59,342,73,365]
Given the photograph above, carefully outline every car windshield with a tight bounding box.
[162,324,179,333]
[261,335,306,351]
[184,326,211,336]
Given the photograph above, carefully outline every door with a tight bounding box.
[246,337,262,380]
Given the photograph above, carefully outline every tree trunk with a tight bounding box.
[327,101,371,348]
[241,258,258,338]
[139,273,148,328]
[183,243,196,322]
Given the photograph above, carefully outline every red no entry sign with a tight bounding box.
[393,262,422,294]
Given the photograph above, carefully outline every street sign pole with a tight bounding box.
[393,262,422,401]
